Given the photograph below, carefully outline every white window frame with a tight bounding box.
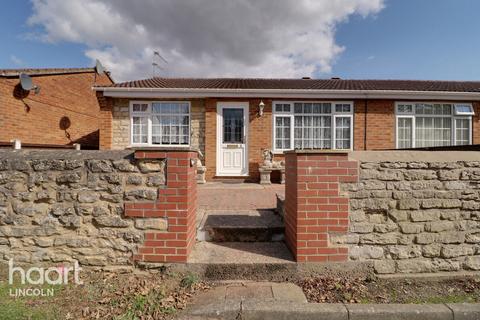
[453,116,473,146]
[273,113,294,152]
[395,115,415,149]
[395,102,473,149]
[129,101,191,147]
[333,114,354,150]
[272,101,354,153]
[454,104,475,116]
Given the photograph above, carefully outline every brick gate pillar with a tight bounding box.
[284,150,358,262]
[126,149,198,263]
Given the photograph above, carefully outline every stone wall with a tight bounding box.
[0,149,195,267]
[110,98,205,155]
[337,151,480,274]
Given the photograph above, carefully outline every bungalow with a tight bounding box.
[94,78,480,182]
[0,68,113,149]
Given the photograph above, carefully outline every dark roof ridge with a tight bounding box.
[0,67,96,77]
[142,76,480,83]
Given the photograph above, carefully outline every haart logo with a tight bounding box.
[8,259,83,297]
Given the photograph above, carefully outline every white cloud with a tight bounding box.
[10,55,24,66]
[27,0,384,81]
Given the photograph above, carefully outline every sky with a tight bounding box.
[0,0,479,82]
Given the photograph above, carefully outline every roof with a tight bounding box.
[0,67,114,83]
[0,67,96,77]
[104,77,480,93]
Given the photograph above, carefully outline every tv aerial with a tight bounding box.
[152,51,168,77]
[19,73,40,95]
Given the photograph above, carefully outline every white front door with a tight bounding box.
[216,102,249,176]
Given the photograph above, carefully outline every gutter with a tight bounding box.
[93,86,480,101]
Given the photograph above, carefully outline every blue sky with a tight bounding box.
[1,0,479,81]
[334,0,480,80]
[0,1,90,68]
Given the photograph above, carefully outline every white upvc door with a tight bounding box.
[216,102,249,176]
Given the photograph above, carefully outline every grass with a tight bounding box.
[180,272,198,288]
[115,288,178,320]
[0,280,63,320]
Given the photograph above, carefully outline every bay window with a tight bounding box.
[395,102,473,148]
[273,101,353,152]
[130,101,190,146]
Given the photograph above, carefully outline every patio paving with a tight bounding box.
[198,182,285,210]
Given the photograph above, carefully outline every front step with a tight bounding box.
[197,210,284,242]
[187,242,295,280]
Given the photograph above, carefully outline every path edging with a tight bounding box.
[185,301,480,320]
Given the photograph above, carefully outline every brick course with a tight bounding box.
[284,151,358,262]
[126,150,197,263]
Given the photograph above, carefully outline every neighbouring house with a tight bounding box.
[94,77,480,181]
[0,68,113,149]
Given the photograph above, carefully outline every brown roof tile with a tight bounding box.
[105,77,480,93]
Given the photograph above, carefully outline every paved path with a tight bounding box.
[179,282,307,319]
[179,283,480,319]
[198,182,284,210]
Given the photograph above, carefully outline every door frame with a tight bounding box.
[216,102,249,177]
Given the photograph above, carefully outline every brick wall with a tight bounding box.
[248,99,273,181]
[473,102,480,145]
[126,150,197,263]
[353,99,396,150]
[98,96,480,182]
[97,92,114,150]
[284,150,480,273]
[353,100,480,151]
[284,151,358,262]
[204,99,217,180]
[0,72,112,148]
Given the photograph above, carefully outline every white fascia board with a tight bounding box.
[93,87,480,101]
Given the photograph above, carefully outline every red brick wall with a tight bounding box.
[101,97,480,181]
[204,98,217,180]
[125,150,197,263]
[248,98,273,181]
[97,92,114,150]
[284,151,358,262]
[353,99,396,150]
[0,72,112,148]
[473,102,480,145]
[353,100,480,151]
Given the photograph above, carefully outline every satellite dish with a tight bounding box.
[95,59,105,74]
[19,73,40,94]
